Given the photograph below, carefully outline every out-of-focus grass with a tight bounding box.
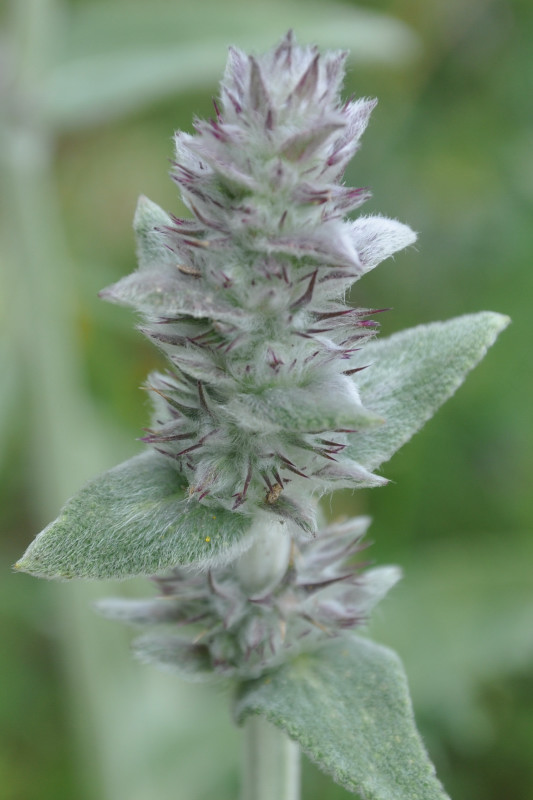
[1,0,531,798]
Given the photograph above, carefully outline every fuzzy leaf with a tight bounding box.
[101,269,246,324]
[100,196,248,324]
[351,215,417,273]
[235,635,450,800]
[280,121,344,161]
[224,382,383,435]
[15,451,251,579]
[133,195,174,270]
[347,312,510,469]
[96,597,200,626]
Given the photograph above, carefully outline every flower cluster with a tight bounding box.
[99,517,399,679]
[100,32,416,535]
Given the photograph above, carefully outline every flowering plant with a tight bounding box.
[17,32,508,800]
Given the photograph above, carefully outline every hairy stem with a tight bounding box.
[235,518,292,596]
[237,522,299,798]
[241,716,300,800]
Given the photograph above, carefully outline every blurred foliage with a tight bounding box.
[0,0,531,799]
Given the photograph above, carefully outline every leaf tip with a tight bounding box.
[490,311,511,331]
[13,553,42,578]
[472,310,511,350]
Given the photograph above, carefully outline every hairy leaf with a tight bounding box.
[133,633,215,682]
[235,635,450,799]
[133,195,174,270]
[347,312,509,469]
[100,196,249,324]
[16,451,252,579]
[100,269,247,324]
[224,382,383,435]
[96,597,200,626]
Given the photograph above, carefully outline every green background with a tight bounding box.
[1,0,531,798]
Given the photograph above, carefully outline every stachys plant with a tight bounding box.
[17,32,508,800]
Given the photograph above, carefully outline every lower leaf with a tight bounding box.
[234,634,450,800]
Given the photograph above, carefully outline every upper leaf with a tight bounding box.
[15,451,252,580]
[133,194,175,270]
[346,312,510,470]
[100,197,248,323]
[100,268,247,323]
[350,215,417,274]
[235,635,451,800]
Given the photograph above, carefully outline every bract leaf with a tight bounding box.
[235,635,450,799]
[133,633,215,682]
[133,195,175,270]
[347,312,509,469]
[224,380,383,435]
[100,196,249,325]
[96,597,200,626]
[100,269,246,324]
[15,451,251,580]
[350,215,417,273]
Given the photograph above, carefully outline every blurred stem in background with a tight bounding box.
[5,2,153,798]
[3,2,229,799]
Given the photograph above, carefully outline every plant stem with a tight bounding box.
[235,519,300,798]
[241,716,300,800]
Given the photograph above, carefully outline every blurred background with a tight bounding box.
[1,0,531,798]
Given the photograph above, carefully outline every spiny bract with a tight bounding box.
[100,32,416,535]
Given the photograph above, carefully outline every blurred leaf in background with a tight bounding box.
[0,0,531,799]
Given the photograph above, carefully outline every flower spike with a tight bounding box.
[101,34,416,529]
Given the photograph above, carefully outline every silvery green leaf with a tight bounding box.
[96,597,201,626]
[301,565,401,625]
[235,635,450,800]
[15,451,251,580]
[101,196,249,324]
[350,216,417,273]
[347,312,509,469]
[133,633,215,682]
[262,494,317,536]
[100,269,247,324]
[312,459,387,489]
[132,195,174,270]
[224,381,383,435]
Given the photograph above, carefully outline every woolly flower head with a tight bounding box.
[98,517,400,680]
[100,32,416,536]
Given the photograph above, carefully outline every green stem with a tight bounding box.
[235,521,299,799]
[241,716,300,800]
